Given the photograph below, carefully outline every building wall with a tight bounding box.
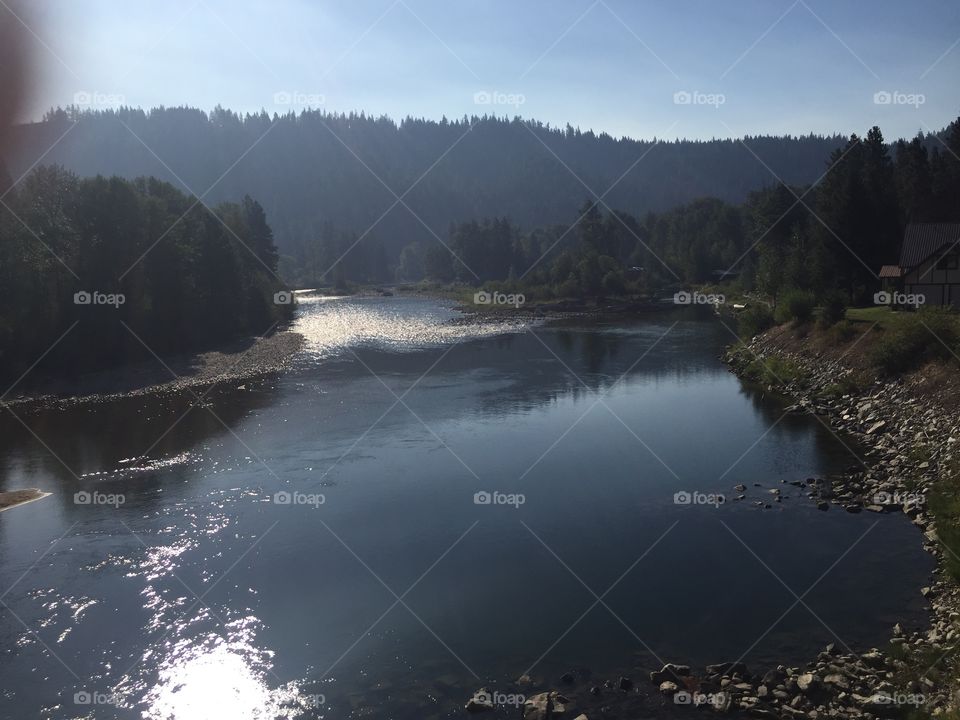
[904,256,960,307]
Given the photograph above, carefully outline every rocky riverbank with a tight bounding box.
[462,327,960,720]
[713,330,960,718]
[2,331,305,410]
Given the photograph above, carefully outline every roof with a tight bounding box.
[879,265,902,278]
[899,223,960,268]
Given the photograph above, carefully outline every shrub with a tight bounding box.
[818,291,847,327]
[739,353,806,386]
[774,290,816,325]
[601,270,626,296]
[869,307,960,374]
[737,305,774,338]
[825,319,857,344]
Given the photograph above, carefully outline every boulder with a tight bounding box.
[523,692,570,720]
[706,662,748,678]
[466,689,495,713]
[796,674,820,692]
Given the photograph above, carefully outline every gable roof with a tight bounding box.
[879,265,902,278]
[900,223,960,268]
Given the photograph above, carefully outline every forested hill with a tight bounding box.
[9,107,846,261]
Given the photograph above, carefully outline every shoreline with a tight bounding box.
[4,301,954,714]
[709,328,960,718]
[0,488,51,512]
[486,321,959,720]
[1,330,306,411]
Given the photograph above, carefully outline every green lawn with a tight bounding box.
[845,305,914,330]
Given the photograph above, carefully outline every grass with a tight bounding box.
[734,349,807,387]
[820,370,873,399]
[926,454,960,583]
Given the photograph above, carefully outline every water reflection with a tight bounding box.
[0,296,933,720]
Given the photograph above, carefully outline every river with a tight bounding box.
[0,295,932,719]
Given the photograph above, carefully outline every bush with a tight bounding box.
[823,319,857,345]
[601,270,626,296]
[737,305,774,338]
[739,353,806,386]
[869,307,960,374]
[775,290,816,325]
[818,291,847,327]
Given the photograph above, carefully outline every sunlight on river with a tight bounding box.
[292,292,529,358]
[139,623,322,720]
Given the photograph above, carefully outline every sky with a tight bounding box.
[15,0,960,141]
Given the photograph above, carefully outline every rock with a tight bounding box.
[860,650,885,668]
[706,661,748,678]
[865,505,885,513]
[797,673,820,692]
[735,484,746,492]
[618,676,632,692]
[573,715,588,720]
[762,668,785,686]
[660,681,679,695]
[816,501,829,511]
[823,674,849,691]
[844,504,862,513]
[466,689,495,713]
[560,672,574,685]
[589,686,600,697]
[517,674,533,686]
[866,421,886,434]
[523,692,570,720]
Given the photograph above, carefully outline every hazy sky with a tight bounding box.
[18,0,960,141]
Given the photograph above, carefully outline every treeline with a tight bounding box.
[11,107,847,274]
[0,166,291,378]
[402,117,960,305]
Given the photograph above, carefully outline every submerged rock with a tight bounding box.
[523,692,570,720]
[465,689,495,713]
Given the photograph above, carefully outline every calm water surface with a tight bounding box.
[0,296,932,719]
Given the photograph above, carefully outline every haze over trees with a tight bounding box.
[412,119,960,307]
[4,108,958,334]
[9,107,849,281]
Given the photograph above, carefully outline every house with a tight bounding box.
[881,223,960,308]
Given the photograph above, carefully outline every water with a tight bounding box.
[0,295,932,719]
